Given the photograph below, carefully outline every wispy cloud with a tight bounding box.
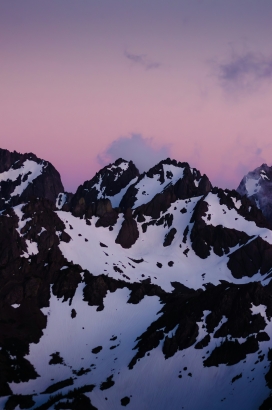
[216,51,272,92]
[98,134,170,172]
[124,51,161,70]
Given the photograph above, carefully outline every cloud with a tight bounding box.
[216,51,272,92]
[211,138,270,190]
[124,51,161,70]
[235,146,266,180]
[98,134,170,172]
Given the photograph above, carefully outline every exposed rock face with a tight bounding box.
[190,194,252,259]
[216,186,269,227]
[83,274,165,310]
[96,211,118,229]
[190,188,271,261]
[0,208,27,269]
[115,208,139,248]
[134,189,176,220]
[96,198,113,217]
[70,158,139,217]
[0,148,64,210]
[0,148,32,173]
[120,158,212,211]
[228,236,272,278]
[237,163,272,226]
[163,228,177,247]
[129,280,272,368]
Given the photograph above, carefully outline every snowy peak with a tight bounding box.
[70,158,139,216]
[120,158,212,210]
[68,158,212,220]
[237,164,272,197]
[237,163,272,225]
[0,148,64,210]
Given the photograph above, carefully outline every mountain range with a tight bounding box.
[1,147,272,410]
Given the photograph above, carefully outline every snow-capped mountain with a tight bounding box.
[1,148,272,410]
[237,164,272,226]
[70,158,139,216]
[0,148,64,210]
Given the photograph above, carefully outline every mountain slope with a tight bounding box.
[1,149,272,409]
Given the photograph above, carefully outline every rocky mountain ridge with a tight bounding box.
[237,163,272,227]
[1,148,272,409]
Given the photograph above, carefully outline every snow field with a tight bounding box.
[9,286,162,409]
[0,160,44,199]
[57,193,272,292]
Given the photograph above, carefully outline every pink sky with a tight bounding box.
[1,1,272,192]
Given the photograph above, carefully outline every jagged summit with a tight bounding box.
[69,158,139,215]
[237,163,272,225]
[67,157,212,220]
[120,158,212,210]
[0,148,64,210]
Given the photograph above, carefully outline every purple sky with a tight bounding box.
[1,1,272,192]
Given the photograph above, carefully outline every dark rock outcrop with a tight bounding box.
[227,236,272,278]
[115,208,139,248]
[237,163,272,226]
[190,194,253,260]
[129,281,272,368]
[203,336,259,367]
[70,158,139,217]
[95,199,118,228]
[0,148,64,210]
[163,228,177,247]
[83,273,165,310]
